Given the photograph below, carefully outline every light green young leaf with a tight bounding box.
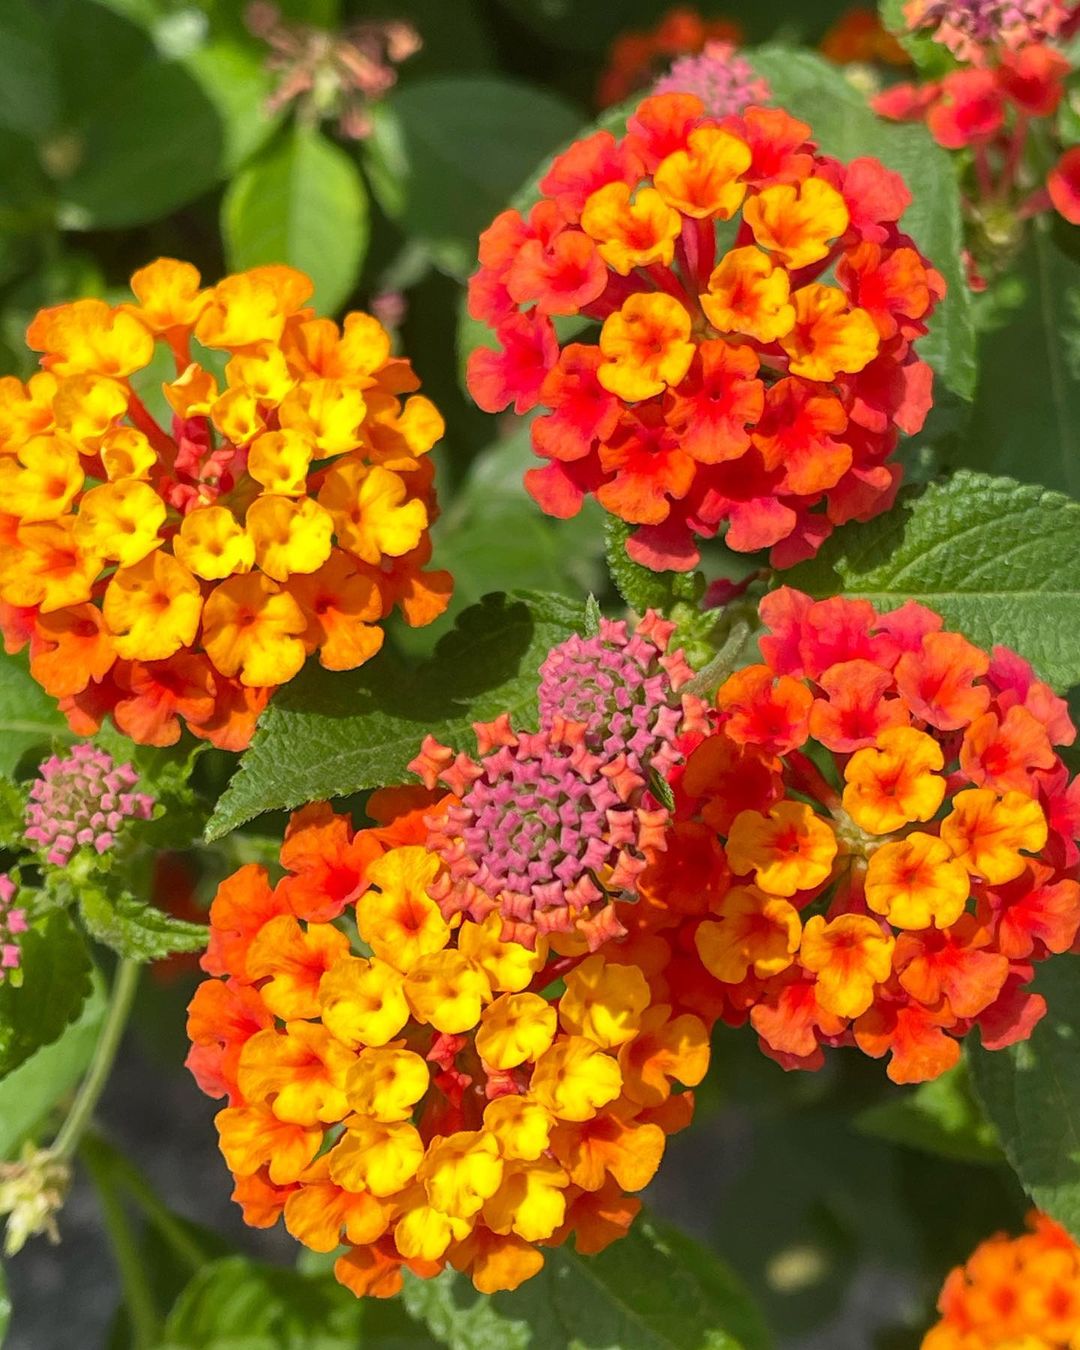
[78,888,208,963]
[402,1218,771,1350]
[0,911,92,1078]
[786,470,1080,691]
[223,123,369,313]
[970,956,1080,1237]
[206,590,583,840]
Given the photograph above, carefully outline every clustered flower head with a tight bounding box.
[652,42,771,117]
[0,260,450,750]
[0,1146,71,1256]
[0,874,26,981]
[653,587,1080,1083]
[467,92,944,572]
[23,742,154,867]
[924,1211,1080,1347]
[410,612,708,950]
[187,793,709,1299]
[597,7,744,108]
[876,5,1080,245]
[246,1,421,141]
[904,0,1070,62]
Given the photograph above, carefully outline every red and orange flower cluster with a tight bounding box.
[658,587,1080,1083]
[0,261,450,750]
[467,93,944,572]
[923,1211,1080,1347]
[875,4,1080,241]
[187,794,709,1299]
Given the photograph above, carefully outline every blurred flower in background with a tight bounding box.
[597,6,744,107]
[246,2,421,140]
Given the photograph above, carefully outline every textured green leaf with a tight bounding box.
[0,911,92,1077]
[206,590,584,840]
[787,470,1080,691]
[947,223,1080,498]
[856,1060,1003,1165]
[223,123,369,314]
[970,956,1080,1237]
[162,1255,364,1348]
[78,889,208,963]
[0,650,72,777]
[0,973,106,1160]
[403,1219,770,1350]
[366,77,582,277]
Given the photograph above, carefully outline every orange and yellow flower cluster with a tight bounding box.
[0,260,450,750]
[923,1211,1080,1348]
[467,92,944,572]
[187,794,709,1298]
[655,587,1080,1083]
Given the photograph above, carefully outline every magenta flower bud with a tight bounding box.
[24,743,154,869]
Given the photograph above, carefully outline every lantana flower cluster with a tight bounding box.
[876,4,1080,249]
[923,1211,1080,1347]
[187,613,714,1297]
[467,92,944,572]
[660,587,1080,1083]
[652,43,770,118]
[411,611,708,950]
[24,743,154,867]
[597,7,744,108]
[187,798,709,1299]
[0,260,450,751]
[904,0,1071,61]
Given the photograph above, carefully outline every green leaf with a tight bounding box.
[0,973,105,1160]
[207,590,583,839]
[0,649,72,777]
[0,911,92,1077]
[948,223,1080,498]
[403,1218,770,1350]
[59,59,225,229]
[78,889,208,963]
[0,3,60,138]
[223,123,370,314]
[786,470,1080,692]
[970,956,1080,1237]
[748,47,974,418]
[856,1060,1003,1165]
[162,1255,364,1348]
[432,422,606,627]
[365,77,582,278]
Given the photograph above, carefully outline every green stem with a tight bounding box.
[87,1134,204,1273]
[52,959,140,1161]
[80,1138,161,1350]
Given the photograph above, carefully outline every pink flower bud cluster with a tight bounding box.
[652,40,771,116]
[24,744,154,867]
[409,612,708,951]
[0,874,26,980]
